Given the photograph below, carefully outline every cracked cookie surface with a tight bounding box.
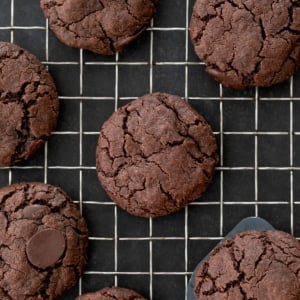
[190,0,300,89]
[96,93,219,218]
[0,42,59,167]
[76,286,146,300]
[194,230,300,300]
[40,0,158,55]
[0,182,88,300]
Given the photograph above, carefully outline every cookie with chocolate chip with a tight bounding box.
[0,182,88,300]
[96,93,218,218]
[190,0,300,89]
[40,0,158,55]
[194,230,300,300]
[0,41,59,167]
[76,287,146,300]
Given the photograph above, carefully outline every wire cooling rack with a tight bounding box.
[1,0,300,299]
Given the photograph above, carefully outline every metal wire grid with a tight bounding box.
[0,0,299,299]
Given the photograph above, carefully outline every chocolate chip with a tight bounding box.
[23,204,50,219]
[26,229,66,269]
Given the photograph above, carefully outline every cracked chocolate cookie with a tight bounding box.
[76,286,146,300]
[194,230,300,300]
[96,93,218,218]
[0,182,88,299]
[40,0,158,55]
[0,42,59,167]
[190,0,300,89]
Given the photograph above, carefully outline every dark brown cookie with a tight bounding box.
[0,182,88,300]
[0,42,59,167]
[190,0,300,89]
[96,93,218,218]
[194,230,300,300]
[40,0,158,55]
[76,287,146,300]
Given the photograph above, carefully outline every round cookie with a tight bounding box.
[96,93,218,218]
[0,182,88,300]
[76,287,146,300]
[0,42,59,167]
[190,0,300,89]
[194,230,300,300]
[40,0,158,55]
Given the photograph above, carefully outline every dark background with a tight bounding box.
[0,1,299,299]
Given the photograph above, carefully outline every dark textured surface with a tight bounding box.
[76,286,146,300]
[190,0,300,89]
[0,182,88,300]
[40,0,158,55]
[0,42,59,167]
[0,0,299,299]
[96,93,218,217]
[194,230,300,300]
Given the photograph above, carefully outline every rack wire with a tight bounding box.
[0,0,299,299]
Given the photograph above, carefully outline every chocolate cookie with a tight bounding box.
[96,93,218,218]
[40,0,158,55]
[0,42,59,167]
[194,230,300,300]
[76,287,146,300]
[0,182,88,299]
[190,0,300,89]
